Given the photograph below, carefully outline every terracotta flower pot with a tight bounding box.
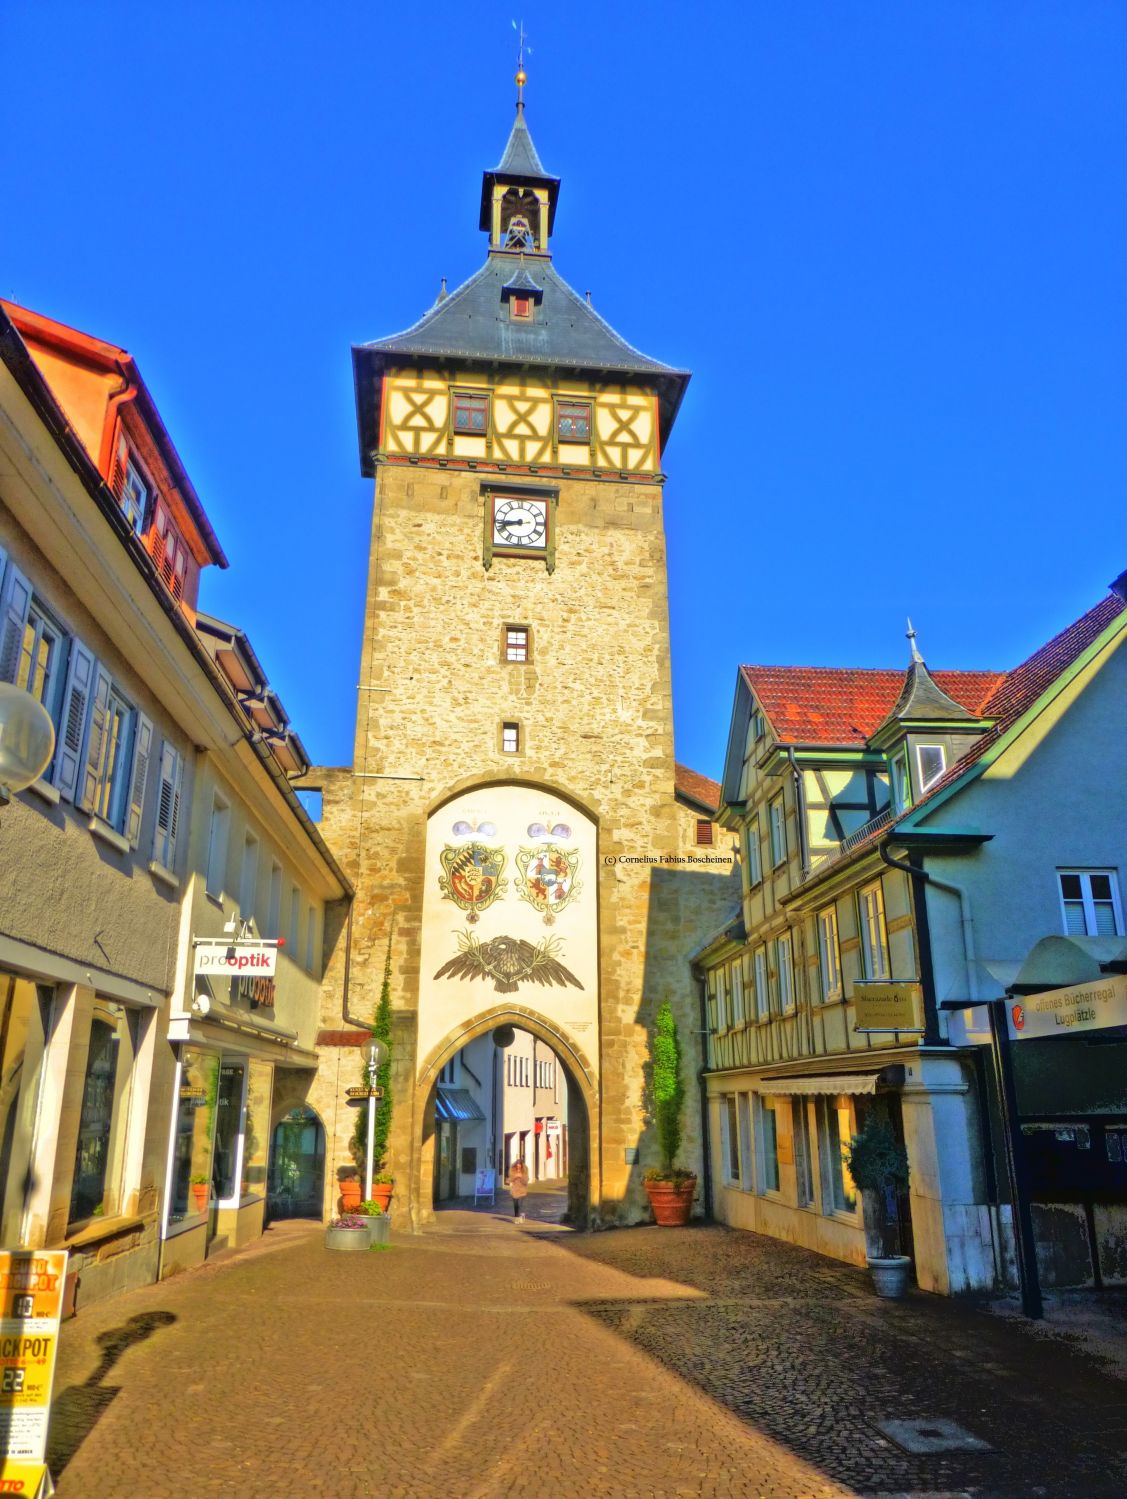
[190,1183,209,1214]
[339,1178,362,1211]
[369,1183,393,1213]
[643,1176,696,1226]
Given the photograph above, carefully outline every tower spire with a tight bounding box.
[906,617,924,664]
[513,19,529,110]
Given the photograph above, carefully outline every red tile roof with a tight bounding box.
[675,763,722,812]
[740,666,1004,747]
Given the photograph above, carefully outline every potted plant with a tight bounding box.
[356,1198,390,1245]
[642,1001,697,1226]
[845,1111,912,1298]
[350,928,395,1209]
[324,1214,371,1251]
[337,1165,362,1212]
[189,1176,209,1214]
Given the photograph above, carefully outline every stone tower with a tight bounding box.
[310,82,736,1228]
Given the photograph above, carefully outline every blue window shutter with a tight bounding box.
[53,639,96,801]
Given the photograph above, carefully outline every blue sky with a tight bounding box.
[4,2,1125,779]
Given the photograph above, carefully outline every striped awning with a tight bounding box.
[435,1087,486,1122]
[756,1072,882,1098]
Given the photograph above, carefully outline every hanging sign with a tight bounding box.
[853,981,924,1033]
[1007,973,1127,1041]
[0,1248,68,1498]
[193,941,278,978]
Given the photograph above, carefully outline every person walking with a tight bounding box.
[509,1158,529,1221]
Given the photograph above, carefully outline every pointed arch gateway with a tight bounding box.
[416,1005,596,1226]
[411,780,602,1228]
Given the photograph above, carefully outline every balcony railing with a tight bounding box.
[802,807,895,883]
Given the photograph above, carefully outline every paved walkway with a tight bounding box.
[47,1203,1127,1499]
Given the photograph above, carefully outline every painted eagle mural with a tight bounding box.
[434,931,584,996]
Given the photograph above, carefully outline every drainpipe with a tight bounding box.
[694,970,714,1219]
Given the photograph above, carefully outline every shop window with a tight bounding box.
[737,1094,753,1191]
[68,999,137,1226]
[793,1099,814,1207]
[556,400,591,443]
[213,1060,247,1204]
[452,390,490,435]
[267,1106,325,1219]
[168,1050,219,1230]
[241,1061,273,1202]
[818,1096,857,1214]
[722,1095,740,1185]
[0,974,51,1244]
[754,1096,780,1193]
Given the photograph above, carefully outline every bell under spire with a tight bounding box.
[479,60,560,250]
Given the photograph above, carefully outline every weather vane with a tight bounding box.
[512,19,531,105]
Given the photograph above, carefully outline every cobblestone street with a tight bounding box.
[48,1196,1127,1499]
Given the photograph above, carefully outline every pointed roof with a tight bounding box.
[501,261,544,298]
[479,104,561,233]
[884,657,983,726]
[353,253,689,474]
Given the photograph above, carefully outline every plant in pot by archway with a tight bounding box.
[349,929,395,1211]
[845,1110,912,1299]
[189,1176,210,1214]
[337,1165,362,1212]
[642,1001,697,1226]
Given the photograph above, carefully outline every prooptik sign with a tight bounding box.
[192,942,278,978]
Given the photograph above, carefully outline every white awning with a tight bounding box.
[756,1072,882,1097]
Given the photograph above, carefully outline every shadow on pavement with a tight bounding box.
[49,1310,177,1475]
[553,1222,1127,1499]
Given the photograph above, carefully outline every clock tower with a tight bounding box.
[310,78,735,1228]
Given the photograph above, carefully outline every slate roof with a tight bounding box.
[881,657,985,725]
[675,763,723,813]
[740,666,1003,747]
[353,253,689,474]
[478,104,561,232]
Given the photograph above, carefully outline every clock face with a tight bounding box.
[493,497,547,549]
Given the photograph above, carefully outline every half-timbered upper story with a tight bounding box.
[351,102,689,486]
[0,300,227,615]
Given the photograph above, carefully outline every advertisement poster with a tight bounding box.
[0,1249,68,1498]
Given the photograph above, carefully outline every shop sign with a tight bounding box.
[0,1249,68,1498]
[345,1087,383,1101]
[853,982,924,1033]
[237,974,276,1009]
[193,942,277,978]
[1007,973,1127,1041]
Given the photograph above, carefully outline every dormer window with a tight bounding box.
[891,749,911,813]
[509,295,532,322]
[121,461,149,536]
[916,743,946,791]
[152,501,192,602]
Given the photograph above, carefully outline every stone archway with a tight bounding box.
[412,1003,598,1230]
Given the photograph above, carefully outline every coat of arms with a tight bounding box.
[515,845,581,925]
[438,843,507,923]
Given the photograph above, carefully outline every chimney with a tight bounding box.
[1110,569,1127,604]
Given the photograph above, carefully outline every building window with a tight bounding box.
[916,743,946,792]
[509,295,532,321]
[504,626,530,663]
[240,833,259,923]
[267,863,283,938]
[556,400,591,443]
[723,1095,740,1184]
[289,887,301,948]
[0,974,51,1245]
[755,1096,780,1194]
[306,907,317,972]
[452,390,490,434]
[768,796,786,867]
[793,1099,814,1207]
[858,880,890,980]
[168,1050,219,1228]
[695,818,714,846]
[753,946,769,1020]
[206,797,230,898]
[775,934,794,1012]
[1058,870,1123,937]
[86,680,136,830]
[121,460,149,536]
[817,907,841,1001]
[818,1096,857,1214]
[737,1094,754,1191]
[744,817,762,886]
[15,599,67,732]
[68,1000,137,1226]
[731,963,745,1026]
[501,722,520,754]
[751,706,766,741]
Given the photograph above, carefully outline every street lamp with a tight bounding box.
[0,683,55,808]
[363,1037,387,1201]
